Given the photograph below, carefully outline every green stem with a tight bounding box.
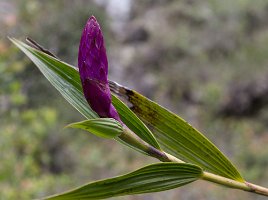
[118,127,268,197]
[202,172,268,196]
[119,127,170,162]
[202,171,250,190]
[167,153,268,196]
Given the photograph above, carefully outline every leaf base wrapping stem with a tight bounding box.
[165,153,268,197]
[119,126,170,162]
[245,182,268,196]
[202,172,268,196]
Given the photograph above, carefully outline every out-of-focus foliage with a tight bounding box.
[0,1,131,199]
[1,0,268,199]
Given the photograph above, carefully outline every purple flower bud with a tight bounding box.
[78,16,121,122]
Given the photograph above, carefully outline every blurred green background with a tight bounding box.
[1,0,268,199]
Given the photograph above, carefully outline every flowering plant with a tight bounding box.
[10,15,268,199]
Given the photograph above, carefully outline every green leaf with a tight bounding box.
[10,38,98,119]
[10,38,160,151]
[110,84,243,181]
[67,118,123,139]
[45,163,202,199]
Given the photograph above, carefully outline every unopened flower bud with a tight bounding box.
[78,16,121,122]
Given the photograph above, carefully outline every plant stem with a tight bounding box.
[202,172,268,195]
[245,182,268,196]
[119,126,170,162]
[119,126,268,197]
[167,153,268,196]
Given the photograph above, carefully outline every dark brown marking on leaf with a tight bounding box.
[26,37,58,59]
[124,88,134,96]
[125,90,160,126]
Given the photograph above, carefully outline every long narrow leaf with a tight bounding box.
[109,82,243,181]
[11,38,161,151]
[45,163,202,199]
[11,38,98,119]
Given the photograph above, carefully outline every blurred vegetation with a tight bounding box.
[1,0,268,199]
